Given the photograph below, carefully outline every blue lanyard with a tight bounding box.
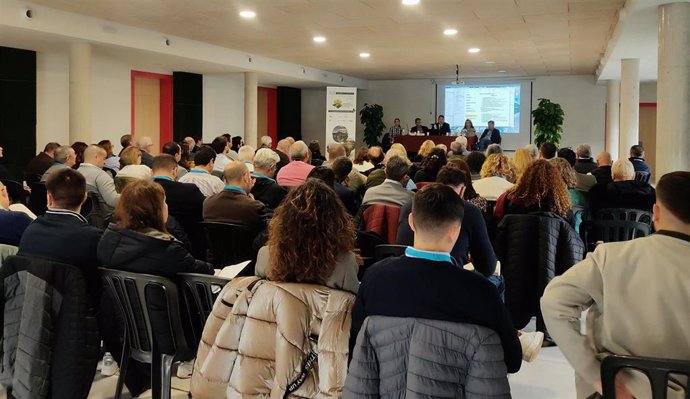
[153,176,174,181]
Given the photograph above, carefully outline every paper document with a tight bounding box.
[217,260,252,279]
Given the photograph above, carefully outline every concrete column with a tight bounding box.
[606,80,620,160]
[244,72,258,148]
[69,42,92,144]
[619,59,640,160]
[656,2,690,177]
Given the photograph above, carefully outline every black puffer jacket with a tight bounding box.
[0,255,100,399]
[495,212,585,329]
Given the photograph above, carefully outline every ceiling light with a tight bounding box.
[468,47,481,53]
[359,52,370,58]
[443,29,458,36]
[485,61,496,64]
[498,70,507,73]
[239,10,256,18]
[402,0,420,5]
[313,36,326,43]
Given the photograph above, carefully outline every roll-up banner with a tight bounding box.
[325,86,357,146]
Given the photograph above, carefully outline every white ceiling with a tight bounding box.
[24,0,626,80]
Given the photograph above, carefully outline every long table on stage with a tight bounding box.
[395,135,457,153]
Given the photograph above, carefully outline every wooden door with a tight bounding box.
[134,76,161,155]
[639,105,656,181]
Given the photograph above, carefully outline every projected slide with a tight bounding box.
[444,84,521,133]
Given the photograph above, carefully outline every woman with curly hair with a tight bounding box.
[513,147,533,182]
[413,139,435,162]
[494,159,574,224]
[255,178,359,293]
[413,147,448,183]
[447,158,488,212]
[549,157,588,230]
[473,154,517,201]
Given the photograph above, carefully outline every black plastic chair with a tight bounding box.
[1,179,27,205]
[596,208,653,227]
[103,167,117,179]
[356,230,386,279]
[635,171,652,185]
[99,268,195,399]
[601,355,690,399]
[80,195,94,218]
[211,170,224,179]
[201,222,258,267]
[27,181,48,216]
[580,219,651,252]
[374,244,407,261]
[177,273,230,345]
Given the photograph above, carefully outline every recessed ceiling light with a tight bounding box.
[359,52,370,58]
[498,70,507,73]
[468,47,481,53]
[239,10,256,18]
[443,29,458,36]
[485,61,496,64]
[402,0,420,5]
[313,36,326,43]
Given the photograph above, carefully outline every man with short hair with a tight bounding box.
[259,136,272,149]
[479,120,501,150]
[203,161,269,232]
[328,143,366,193]
[119,134,134,157]
[558,148,597,192]
[542,171,690,399]
[41,145,76,182]
[540,142,558,159]
[178,146,225,197]
[0,181,32,246]
[276,141,314,187]
[589,159,656,213]
[25,142,60,181]
[238,145,256,172]
[430,115,451,136]
[629,144,651,175]
[152,154,206,258]
[183,136,196,153]
[211,135,233,173]
[19,168,102,271]
[273,139,291,172]
[351,184,523,374]
[591,151,613,186]
[251,148,287,209]
[137,136,155,168]
[362,155,414,207]
[161,141,188,179]
[368,146,385,171]
[410,117,429,134]
[574,144,597,174]
[77,145,120,213]
[331,157,359,215]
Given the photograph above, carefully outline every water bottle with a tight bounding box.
[101,352,116,376]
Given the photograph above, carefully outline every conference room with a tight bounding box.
[0,0,689,398]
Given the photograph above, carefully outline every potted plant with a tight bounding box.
[359,103,386,147]
[531,98,564,148]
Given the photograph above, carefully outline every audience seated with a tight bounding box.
[99,139,121,172]
[365,147,415,190]
[450,136,471,157]
[328,143,366,193]
[77,145,120,215]
[413,139,435,163]
[588,159,656,213]
[494,160,574,226]
[308,141,327,166]
[367,146,386,172]
[550,158,588,231]
[539,142,558,160]
[513,147,533,182]
[161,141,189,179]
[115,146,152,192]
[203,161,269,232]
[0,181,32,246]
[413,147,447,183]
[362,155,414,207]
[485,143,503,157]
[542,171,690,399]
[136,136,155,168]
[250,148,287,209]
[274,138,291,172]
[351,184,523,374]
[118,134,133,157]
[353,146,374,172]
[591,151,613,186]
[97,179,213,276]
[276,140,315,187]
[629,144,651,175]
[228,135,243,157]
[473,154,516,201]
[238,145,255,172]
[574,144,597,174]
[330,157,360,215]
[397,166,497,276]
[41,145,76,182]
[72,141,88,169]
[466,151,486,181]
[211,135,233,173]
[447,158,489,211]
[524,143,539,160]
[258,135,272,150]
[25,142,59,181]
[178,146,225,197]
[558,148,597,192]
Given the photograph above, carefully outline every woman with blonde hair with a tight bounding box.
[115,146,151,192]
[473,154,517,201]
[413,139,435,162]
[513,148,533,181]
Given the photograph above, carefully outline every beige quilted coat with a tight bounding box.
[190,277,356,398]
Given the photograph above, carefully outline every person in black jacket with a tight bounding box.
[478,120,501,150]
[413,147,448,183]
[25,142,59,181]
[330,156,360,215]
[590,151,613,186]
[251,148,287,210]
[589,159,656,214]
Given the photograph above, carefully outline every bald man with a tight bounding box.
[591,151,613,186]
[77,145,120,215]
[202,161,269,233]
[137,136,155,168]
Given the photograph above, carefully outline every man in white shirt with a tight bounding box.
[77,145,120,213]
[211,135,233,173]
[178,146,225,197]
[542,171,690,399]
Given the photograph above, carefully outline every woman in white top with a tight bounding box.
[115,147,151,192]
[472,154,517,201]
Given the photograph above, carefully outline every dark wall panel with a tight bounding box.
[277,86,301,141]
[173,72,202,143]
[0,46,36,181]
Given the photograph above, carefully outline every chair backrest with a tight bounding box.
[27,181,48,216]
[596,208,653,227]
[1,179,26,205]
[415,181,432,190]
[374,244,407,261]
[99,268,191,362]
[80,194,94,218]
[580,219,651,251]
[103,167,117,179]
[201,222,258,267]
[85,191,108,229]
[211,170,224,179]
[114,176,137,194]
[362,204,402,244]
[635,171,651,185]
[601,355,690,399]
[177,273,231,345]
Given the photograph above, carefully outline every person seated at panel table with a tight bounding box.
[460,119,477,138]
[429,115,451,136]
[478,120,502,150]
[410,118,429,135]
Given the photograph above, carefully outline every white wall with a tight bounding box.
[91,53,133,150]
[301,89,326,145]
[203,73,244,142]
[36,51,69,152]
